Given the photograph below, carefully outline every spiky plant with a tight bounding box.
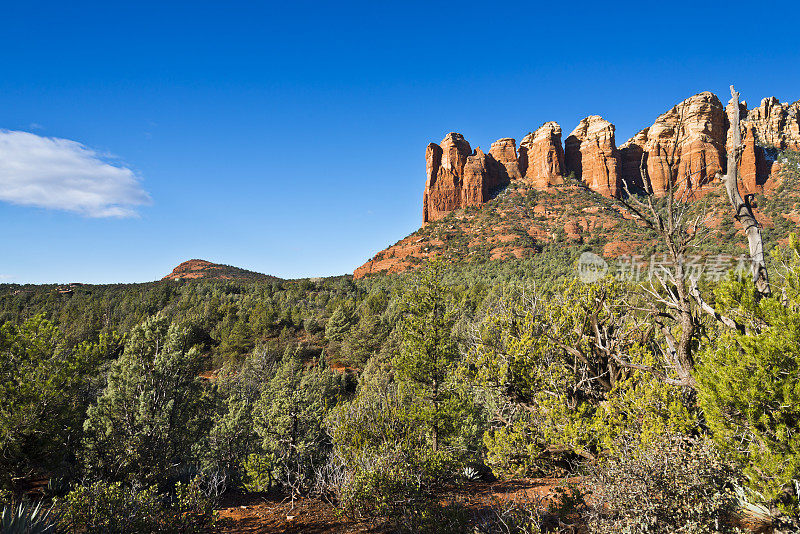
[1,500,61,534]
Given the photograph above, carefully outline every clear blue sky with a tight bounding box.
[2,0,799,283]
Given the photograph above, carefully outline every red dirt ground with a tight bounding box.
[212,478,579,533]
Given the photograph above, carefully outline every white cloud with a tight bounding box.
[0,130,150,217]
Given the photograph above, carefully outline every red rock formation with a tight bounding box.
[420,92,799,227]
[565,116,620,198]
[746,97,800,150]
[489,138,522,182]
[162,259,273,281]
[739,125,768,195]
[423,133,471,223]
[462,147,490,207]
[519,122,565,188]
[423,133,506,223]
[642,92,726,196]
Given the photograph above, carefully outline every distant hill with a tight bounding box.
[162,259,278,282]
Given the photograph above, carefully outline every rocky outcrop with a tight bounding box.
[421,92,800,225]
[462,148,490,206]
[360,90,800,278]
[621,92,725,196]
[423,133,509,223]
[739,125,768,195]
[723,97,796,193]
[423,133,472,223]
[746,97,800,150]
[519,122,565,188]
[163,259,274,282]
[565,116,620,198]
[489,138,522,182]
[618,128,649,193]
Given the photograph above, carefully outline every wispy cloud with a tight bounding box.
[0,130,150,217]
[0,274,13,280]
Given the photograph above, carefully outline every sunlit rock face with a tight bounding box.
[519,122,565,189]
[565,115,620,198]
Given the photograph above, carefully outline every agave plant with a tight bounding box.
[0,500,61,534]
[733,484,772,519]
[462,466,481,481]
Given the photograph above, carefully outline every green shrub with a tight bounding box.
[696,239,800,513]
[172,475,217,531]
[81,316,208,486]
[587,435,738,533]
[59,481,164,533]
[247,352,345,496]
[326,382,466,519]
[59,477,215,534]
[472,280,697,478]
[0,315,101,489]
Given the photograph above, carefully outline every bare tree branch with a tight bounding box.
[722,85,771,298]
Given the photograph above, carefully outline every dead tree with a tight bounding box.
[612,85,774,388]
[614,99,706,388]
[720,85,771,298]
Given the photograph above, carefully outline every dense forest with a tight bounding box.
[3,152,800,533]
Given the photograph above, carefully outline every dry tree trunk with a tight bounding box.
[724,85,771,298]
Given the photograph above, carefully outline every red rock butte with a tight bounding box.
[162,259,275,282]
[421,91,800,224]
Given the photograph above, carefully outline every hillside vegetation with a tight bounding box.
[2,154,800,533]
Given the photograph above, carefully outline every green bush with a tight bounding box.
[587,435,738,533]
[326,378,469,519]
[0,315,101,489]
[245,352,345,496]
[696,253,800,513]
[471,280,697,478]
[59,477,215,534]
[59,481,165,533]
[81,315,209,486]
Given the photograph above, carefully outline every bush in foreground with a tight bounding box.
[587,434,739,533]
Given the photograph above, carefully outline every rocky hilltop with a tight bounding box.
[162,259,277,282]
[356,91,800,278]
[422,92,800,225]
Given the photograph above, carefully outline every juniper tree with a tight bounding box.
[247,351,345,499]
[696,235,800,512]
[82,315,208,486]
[0,315,104,489]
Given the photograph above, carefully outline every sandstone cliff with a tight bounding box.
[519,122,565,189]
[423,133,514,223]
[419,91,800,227]
[564,116,620,198]
[619,92,725,197]
[489,138,522,182]
[746,97,800,150]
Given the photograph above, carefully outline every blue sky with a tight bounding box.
[1,0,799,283]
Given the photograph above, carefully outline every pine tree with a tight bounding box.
[394,261,459,452]
[325,305,354,342]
